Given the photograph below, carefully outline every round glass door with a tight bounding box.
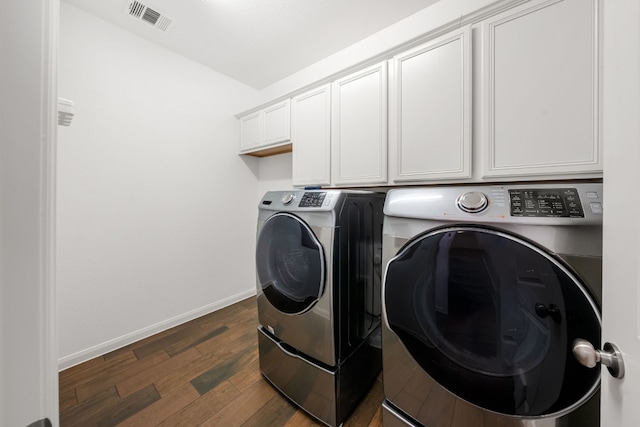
[256,213,325,314]
[384,226,600,417]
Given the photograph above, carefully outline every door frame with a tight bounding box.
[600,0,640,425]
[0,0,59,426]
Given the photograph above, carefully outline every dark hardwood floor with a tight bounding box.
[59,297,384,426]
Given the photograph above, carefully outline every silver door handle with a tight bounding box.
[572,339,625,379]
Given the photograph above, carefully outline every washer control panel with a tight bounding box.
[509,188,584,218]
[260,190,343,211]
[299,192,327,207]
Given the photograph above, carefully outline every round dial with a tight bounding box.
[456,192,488,213]
[281,192,296,206]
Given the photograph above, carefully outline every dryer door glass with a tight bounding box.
[384,226,600,417]
[256,213,325,314]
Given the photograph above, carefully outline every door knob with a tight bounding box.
[572,339,625,379]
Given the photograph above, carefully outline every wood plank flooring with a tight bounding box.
[59,297,384,426]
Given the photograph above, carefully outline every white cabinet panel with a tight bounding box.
[263,99,291,146]
[239,111,261,151]
[292,84,331,187]
[332,62,388,185]
[482,0,601,178]
[389,27,472,182]
[239,99,291,154]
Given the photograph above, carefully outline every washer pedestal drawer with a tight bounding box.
[257,326,380,427]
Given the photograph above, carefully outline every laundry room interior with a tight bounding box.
[3,0,640,427]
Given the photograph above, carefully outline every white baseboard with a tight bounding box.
[58,288,257,371]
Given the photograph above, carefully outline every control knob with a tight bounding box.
[457,191,488,213]
[281,192,296,206]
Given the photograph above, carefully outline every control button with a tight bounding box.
[457,192,489,213]
[586,191,599,199]
[590,202,603,214]
[281,193,296,206]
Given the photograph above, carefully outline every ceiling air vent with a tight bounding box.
[124,0,174,32]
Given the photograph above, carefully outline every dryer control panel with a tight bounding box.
[384,183,603,225]
[509,188,584,218]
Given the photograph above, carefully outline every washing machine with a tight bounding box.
[255,189,385,427]
[380,183,603,427]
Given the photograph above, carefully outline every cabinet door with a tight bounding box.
[482,0,601,178]
[292,84,331,187]
[263,99,291,146]
[389,27,472,183]
[239,111,261,152]
[332,62,388,185]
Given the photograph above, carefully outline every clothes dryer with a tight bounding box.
[256,189,385,427]
[381,183,603,427]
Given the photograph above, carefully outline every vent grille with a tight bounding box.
[125,1,174,32]
[141,7,160,25]
[155,15,173,31]
[128,0,145,18]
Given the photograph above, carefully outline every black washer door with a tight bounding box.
[256,213,325,314]
[384,226,600,417]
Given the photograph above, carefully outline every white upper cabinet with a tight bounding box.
[237,0,602,184]
[263,100,291,146]
[332,62,388,186]
[239,99,291,155]
[389,27,472,183]
[482,0,601,178]
[292,84,332,187]
[239,111,261,152]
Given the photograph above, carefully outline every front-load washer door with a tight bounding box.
[256,213,325,315]
[384,225,600,418]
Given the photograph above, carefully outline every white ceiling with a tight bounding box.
[63,0,439,89]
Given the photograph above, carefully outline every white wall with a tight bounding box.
[258,153,294,195]
[57,2,261,368]
[1,0,59,425]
